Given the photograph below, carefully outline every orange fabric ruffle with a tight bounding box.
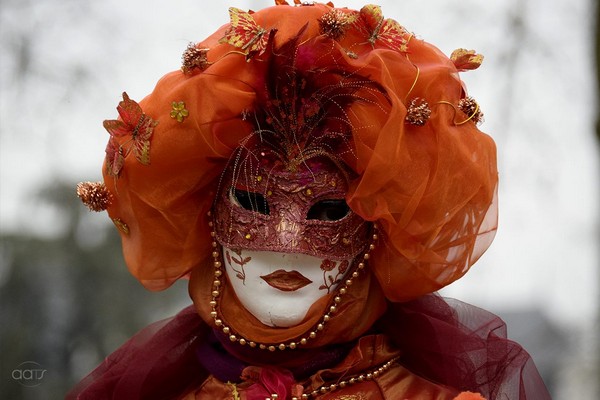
[102,3,498,302]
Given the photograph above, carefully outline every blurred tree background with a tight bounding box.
[0,181,188,399]
[1,0,598,399]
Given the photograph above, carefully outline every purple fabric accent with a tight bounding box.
[196,330,247,383]
[212,329,354,380]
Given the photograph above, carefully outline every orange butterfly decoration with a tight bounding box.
[220,7,271,59]
[103,92,158,177]
[355,4,410,52]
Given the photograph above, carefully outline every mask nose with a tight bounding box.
[275,211,302,250]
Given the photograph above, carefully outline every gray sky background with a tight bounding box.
[1,0,598,333]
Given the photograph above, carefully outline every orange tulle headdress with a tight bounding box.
[79,2,497,302]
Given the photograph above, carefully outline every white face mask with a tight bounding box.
[222,246,352,327]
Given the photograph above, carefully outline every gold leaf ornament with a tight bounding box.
[450,48,484,71]
[112,218,130,235]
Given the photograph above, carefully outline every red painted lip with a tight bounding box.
[260,269,313,292]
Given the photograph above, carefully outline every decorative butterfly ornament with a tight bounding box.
[103,92,158,176]
[356,4,409,52]
[220,7,271,59]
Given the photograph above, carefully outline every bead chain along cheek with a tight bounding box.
[207,210,379,352]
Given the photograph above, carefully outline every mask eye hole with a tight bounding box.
[307,199,350,221]
[230,188,270,215]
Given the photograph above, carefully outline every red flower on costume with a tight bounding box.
[243,366,300,400]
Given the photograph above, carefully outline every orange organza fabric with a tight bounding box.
[103,3,498,301]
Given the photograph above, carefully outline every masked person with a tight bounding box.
[71,2,551,399]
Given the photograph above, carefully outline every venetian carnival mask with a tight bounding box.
[213,154,371,327]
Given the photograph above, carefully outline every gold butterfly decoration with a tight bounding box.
[355,4,409,52]
[220,7,271,59]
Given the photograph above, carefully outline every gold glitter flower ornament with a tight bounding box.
[170,101,189,122]
[319,9,357,40]
[76,181,112,212]
[181,43,210,74]
[458,96,484,125]
[405,98,431,126]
